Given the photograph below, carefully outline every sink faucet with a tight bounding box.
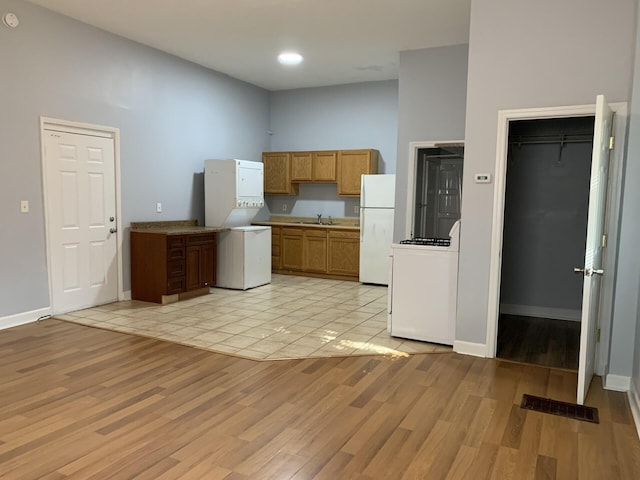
[316,213,322,224]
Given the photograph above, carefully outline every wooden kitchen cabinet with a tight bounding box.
[281,228,303,270]
[270,224,359,281]
[337,149,379,196]
[271,226,282,270]
[263,152,299,195]
[291,152,313,181]
[131,231,216,304]
[303,229,328,273]
[291,151,337,183]
[327,230,360,276]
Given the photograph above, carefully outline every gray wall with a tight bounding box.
[394,45,469,241]
[458,0,636,356]
[266,81,398,219]
[0,0,270,316]
[616,2,640,387]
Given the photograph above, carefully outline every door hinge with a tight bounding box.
[602,234,608,248]
[596,328,601,343]
[609,136,615,150]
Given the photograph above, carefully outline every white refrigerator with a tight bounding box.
[359,174,396,285]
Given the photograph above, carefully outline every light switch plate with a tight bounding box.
[156,202,162,213]
[20,200,29,213]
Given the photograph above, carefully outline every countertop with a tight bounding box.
[253,216,360,231]
[130,220,229,235]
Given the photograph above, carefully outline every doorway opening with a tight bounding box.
[496,116,594,370]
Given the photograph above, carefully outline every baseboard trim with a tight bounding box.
[629,379,640,440]
[604,374,631,392]
[454,340,487,358]
[120,290,131,301]
[0,307,52,331]
[500,304,581,322]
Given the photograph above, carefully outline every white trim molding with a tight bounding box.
[485,101,628,380]
[629,379,640,439]
[500,304,581,322]
[0,307,51,331]
[454,340,487,358]
[604,374,631,392]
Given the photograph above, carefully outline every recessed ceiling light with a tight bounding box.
[278,52,303,65]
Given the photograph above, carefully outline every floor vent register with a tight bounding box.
[520,394,599,424]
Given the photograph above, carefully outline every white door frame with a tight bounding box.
[40,117,126,313]
[485,102,627,376]
[405,140,465,239]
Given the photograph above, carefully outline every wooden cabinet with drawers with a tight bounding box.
[270,225,359,281]
[131,231,217,304]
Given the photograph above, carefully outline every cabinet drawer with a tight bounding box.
[304,228,327,238]
[167,248,185,261]
[167,260,185,277]
[167,236,185,249]
[328,230,359,239]
[282,227,303,236]
[187,234,215,245]
[167,276,185,294]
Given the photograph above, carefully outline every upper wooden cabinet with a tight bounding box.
[263,149,377,196]
[291,151,337,183]
[337,149,379,196]
[263,152,299,195]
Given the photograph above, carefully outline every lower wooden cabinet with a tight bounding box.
[281,228,303,270]
[328,230,360,276]
[303,229,328,273]
[131,231,216,304]
[271,225,359,281]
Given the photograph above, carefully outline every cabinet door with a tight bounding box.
[201,241,216,287]
[313,151,337,182]
[291,152,313,182]
[263,152,297,194]
[303,229,328,272]
[328,230,360,276]
[185,245,202,291]
[281,228,303,270]
[337,150,379,196]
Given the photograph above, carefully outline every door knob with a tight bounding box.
[109,227,117,234]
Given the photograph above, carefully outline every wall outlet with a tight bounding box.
[156,202,162,213]
[282,203,288,212]
[20,200,29,213]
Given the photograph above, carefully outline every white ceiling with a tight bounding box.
[25,0,471,91]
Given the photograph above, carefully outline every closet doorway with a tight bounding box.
[496,116,595,370]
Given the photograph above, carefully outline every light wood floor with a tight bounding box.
[1,320,639,479]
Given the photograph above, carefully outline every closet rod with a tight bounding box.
[421,153,464,159]
[509,133,593,146]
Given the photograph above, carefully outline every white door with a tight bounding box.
[576,95,614,404]
[44,129,118,313]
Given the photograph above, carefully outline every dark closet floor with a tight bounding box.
[496,314,581,370]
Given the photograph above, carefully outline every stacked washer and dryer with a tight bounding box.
[204,159,271,290]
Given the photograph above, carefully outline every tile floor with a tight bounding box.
[55,274,452,361]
